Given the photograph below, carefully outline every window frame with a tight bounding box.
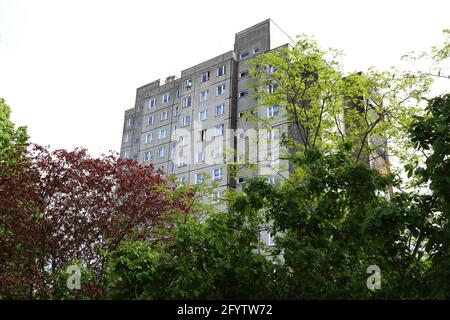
[267,105,280,118]
[195,173,204,185]
[196,151,205,163]
[239,70,249,78]
[213,145,222,158]
[162,92,171,104]
[216,104,225,116]
[239,51,249,59]
[215,124,224,136]
[149,98,157,109]
[123,133,131,143]
[201,71,210,83]
[143,151,152,163]
[160,110,168,121]
[212,168,223,181]
[158,128,167,140]
[182,115,191,127]
[179,135,189,147]
[239,90,249,98]
[157,147,165,158]
[200,89,209,102]
[145,133,153,144]
[178,155,187,167]
[183,96,192,108]
[217,65,226,77]
[185,78,193,89]
[216,84,226,96]
[199,110,208,121]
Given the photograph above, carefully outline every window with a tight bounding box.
[239,51,249,59]
[132,153,139,161]
[215,124,224,136]
[199,129,207,141]
[201,71,210,83]
[176,88,181,98]
[253,47,260,54]
[195,173,204,185]
[147,115,155,125]
[196,151,205,162]
[268,232,276,246]
[200,90,209,102]
[268,83,278,94]
[213,145,222,158]
[182,115,191,127]
[267,129,277,140]
[160,111,168,121]
[170,142,177,154]
[216,104,224,116]
[174,105,180,116]
[212,191,221,204]
[185,78,192,89]
[217,65,226,77]
[178,155,187,167]
[216,84,225,96]
[183,96,192,108]
[162,92,171,103]
[269,65,276,74]
[199,110,207,121]
[143,151,152,163]
[122,150,129,159]
[179,135,189,146]
[238,177,247,184]
[137,105,144,111]
[149,98,156,109]
[178,176,187,183]
[173,124,179,135]
[159,129,167,139]
[239,90,249,98]
[239,70,249,78]
[169,162,176,174]
[267,105,280,118]
[268,177,276,185]
[145,133,153,144]
[123,133,131,143]
[213,168,223,181]
[127,118,134,127]
[157,147,165,158]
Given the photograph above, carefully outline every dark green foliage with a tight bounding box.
[232,148,433,299]
[107,211,276,299]
[409,94,450,298]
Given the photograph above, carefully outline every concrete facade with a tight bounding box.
[120,20,290,206]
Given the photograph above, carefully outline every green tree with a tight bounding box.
[107,209,277,299]
[231,147,434,299]
[409,94,450,298]
[0,98,28,173]
[246,36,432,168]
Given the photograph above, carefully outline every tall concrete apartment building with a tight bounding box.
[120,20,290,207]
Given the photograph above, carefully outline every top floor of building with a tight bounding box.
[123,19,291,115]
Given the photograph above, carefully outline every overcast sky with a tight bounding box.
[0,0,448,155]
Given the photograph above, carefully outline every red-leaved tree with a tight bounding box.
[0,144,190,298]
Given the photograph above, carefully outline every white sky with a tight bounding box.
[0,0,449,155]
